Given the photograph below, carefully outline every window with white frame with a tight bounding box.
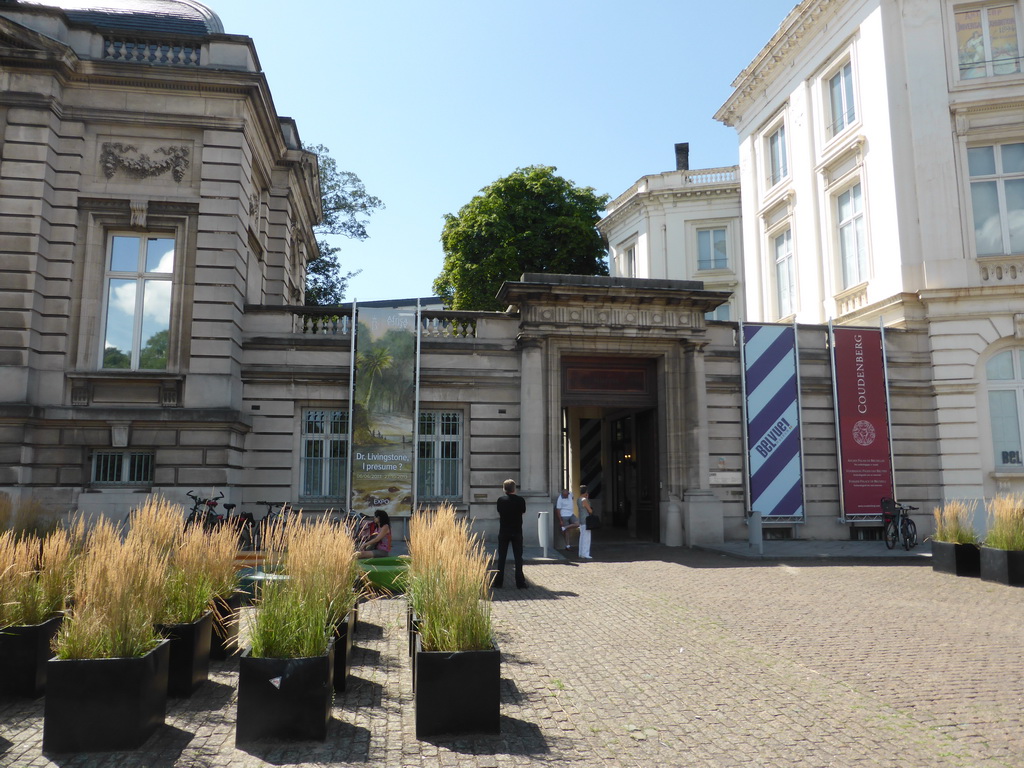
[986,349,1024,468]
[619,245,637,278]
[101,233,175,370]
[968,141,1024,256]
[955,4,1021,80]
[826,61,857,139]
[774,228,796,317]
[92,451,154,485]
[697,227,728,271]
[837,182,868,287]
[767,125,788,187]
[300,409,349,499]
[418,410,462,500]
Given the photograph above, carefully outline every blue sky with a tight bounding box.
[210,0,798,302]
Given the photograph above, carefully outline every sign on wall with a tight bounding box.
[350,305,418,517]
[831,326,893,518]
[740,323,805,519]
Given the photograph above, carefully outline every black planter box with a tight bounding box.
[0,614,62,698]
[414,636,499,738]
[931,541,981,577]
[43,639,170,753]
[980,546,1024,586]
[157,611,212,696]
[210,591,245,660]
[333,611,354,693]
[236,639,335,744]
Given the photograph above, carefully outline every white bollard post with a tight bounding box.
[537,509,552,558]
[665,495,684,547]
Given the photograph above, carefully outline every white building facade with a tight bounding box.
[599,145,743,322]
[713,0,1024,505]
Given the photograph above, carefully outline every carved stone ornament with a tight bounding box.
[130,199,148,228]
[101,142,190,183]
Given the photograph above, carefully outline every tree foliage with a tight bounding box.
[304,144,384,306]
[433,165,609,311]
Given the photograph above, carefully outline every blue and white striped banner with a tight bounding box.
[741,323,805,519]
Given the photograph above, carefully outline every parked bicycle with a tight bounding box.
[253,500,292,550]
[881,497,918,550]
[221,501,257,550]
[185,490,224,531]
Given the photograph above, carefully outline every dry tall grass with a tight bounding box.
[932,499,979,545]
[125,496,183,556]
[202,523,243,600]
[54,518,166,659]
[407,502,492,652]
[0,526,79,628]
[0,494,64,536]
[986,493,1024,550]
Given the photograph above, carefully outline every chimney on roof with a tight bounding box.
[675,142,690,171]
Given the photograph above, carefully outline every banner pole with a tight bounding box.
[880,317,896,500]
[413,299,422,515]
[347,300,358,515]
[793,318,806,531]
[828,319,846,524]
[738,322,752,520]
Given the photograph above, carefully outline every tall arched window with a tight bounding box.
[987,349,1024,469]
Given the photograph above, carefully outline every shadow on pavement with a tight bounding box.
[418,715,549,756]
[236,718,372,765]
[44,724,194,768]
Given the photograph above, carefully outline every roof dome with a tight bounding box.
[19,0,224,36]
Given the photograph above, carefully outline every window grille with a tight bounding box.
[93,451,154,485]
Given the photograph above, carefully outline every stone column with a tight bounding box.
[518,338,549,546]
[680,341,723,546]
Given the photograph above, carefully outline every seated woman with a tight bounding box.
[356,510,392,559]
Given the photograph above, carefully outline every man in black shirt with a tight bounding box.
[494,478,527,588]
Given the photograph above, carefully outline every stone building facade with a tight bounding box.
[0,0,946,545]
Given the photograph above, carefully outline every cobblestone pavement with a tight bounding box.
[2,543,1023,768]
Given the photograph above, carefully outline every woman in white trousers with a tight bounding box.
[576,485,593,559]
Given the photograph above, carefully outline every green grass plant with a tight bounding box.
[159,524,215,625]
[248,578,332,658]
[932,500,979,545]
[407,502,492,653]
[54,518,166,659]
[985,493,1024,551]
[248,514,360,659]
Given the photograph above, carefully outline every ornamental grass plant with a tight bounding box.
[126,496,218,626]
[0,524,79,629]
[159,524,216,625]
[406,503,492,653]
[932,499,979,545]
[202,523,244,601]
[54,518,167,659]
[985,493,1024,551]
[248,514,360,659]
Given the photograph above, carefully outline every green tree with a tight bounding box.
[433,165,609,311]
[304,144,384,306]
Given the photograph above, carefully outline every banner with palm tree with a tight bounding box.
[351,305,418,517]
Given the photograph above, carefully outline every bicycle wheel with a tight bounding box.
[903,518,918,550]
[884,520,898,549]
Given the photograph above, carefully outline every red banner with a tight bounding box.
[832,328,893,516]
